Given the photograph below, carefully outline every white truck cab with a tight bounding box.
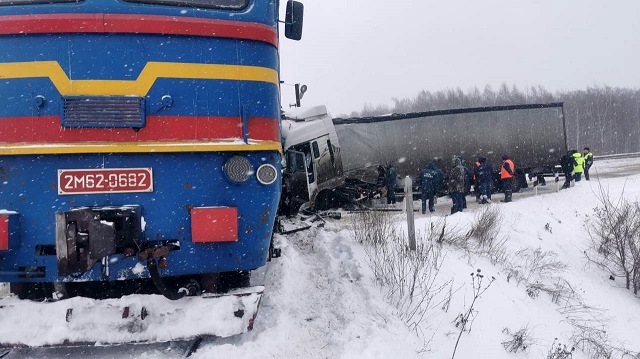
[281,106,345,212]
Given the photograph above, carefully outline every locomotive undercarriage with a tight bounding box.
[2,207,265,347]
[10,270,251,301]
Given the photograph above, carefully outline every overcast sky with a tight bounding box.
[278,0,640,116]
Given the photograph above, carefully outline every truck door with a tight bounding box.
[284,149,313,203]
[312,136,338,185]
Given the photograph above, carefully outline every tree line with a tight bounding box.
[345,85,640,156]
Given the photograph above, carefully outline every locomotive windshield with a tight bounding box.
[0,0,79,5]
[0,0,247,7]
[123,0,248,9]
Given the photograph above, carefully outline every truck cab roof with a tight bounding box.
[282,105,337,151]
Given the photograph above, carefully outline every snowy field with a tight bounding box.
[3,157,640,358]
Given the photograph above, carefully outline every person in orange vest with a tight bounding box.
[500,154,515,203]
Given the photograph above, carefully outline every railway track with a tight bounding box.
[0,337,208,359]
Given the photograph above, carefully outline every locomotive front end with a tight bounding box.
[0,0,282,300]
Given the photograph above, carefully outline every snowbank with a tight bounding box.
[194,159,640,358]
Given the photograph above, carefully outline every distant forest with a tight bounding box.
[345,85,640,156]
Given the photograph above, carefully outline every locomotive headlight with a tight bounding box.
[256,164,278,185]
[223,156,253,183]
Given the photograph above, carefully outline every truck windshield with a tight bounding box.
[122,0,248,9]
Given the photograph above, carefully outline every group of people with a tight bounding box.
[382,147,593,214]
[443,154,516,214]
[408,154,517,215]
[386,148,593,215]
[560,147,594,188]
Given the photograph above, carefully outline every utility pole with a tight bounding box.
[293,83,307,107]
[404,176,416,250]
[295,83,301,107]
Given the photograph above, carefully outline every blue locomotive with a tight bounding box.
[0,0,303,300]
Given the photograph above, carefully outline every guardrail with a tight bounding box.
[596,152,640,160]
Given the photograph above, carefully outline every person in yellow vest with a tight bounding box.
[572,150,585,182]
[500,155,515,203]
[583,147,594,180]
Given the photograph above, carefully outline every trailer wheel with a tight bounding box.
[512,171,527,193]
[512,177,521,193]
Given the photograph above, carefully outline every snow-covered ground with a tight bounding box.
[194,157,640,359]
[3,157,640,358]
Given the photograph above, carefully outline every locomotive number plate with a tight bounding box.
[57,168,153,195]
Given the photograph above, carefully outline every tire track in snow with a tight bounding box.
[193,225,419,359]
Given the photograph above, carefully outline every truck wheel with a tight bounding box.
[315,190,333,211]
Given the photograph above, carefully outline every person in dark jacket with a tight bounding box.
[500,154,515,203]
[448,157,466,213]
[583,147,594,180]
[461,158,472,209]
[418,162,444,214]
[376,165,386,187]
[560,151,573,189]
[386,162,397,204]
[473,158,482,202]
[476,156,493,203]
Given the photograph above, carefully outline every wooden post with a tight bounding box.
[404,176,416,250]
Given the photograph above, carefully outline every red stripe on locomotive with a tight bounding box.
[0,116,279,143]
[0,215,8,251]
[0,14,278,47]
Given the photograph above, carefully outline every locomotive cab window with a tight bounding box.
[122,0,248,9]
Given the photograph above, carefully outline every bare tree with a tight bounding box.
[587,186,640,294]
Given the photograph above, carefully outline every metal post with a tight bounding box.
[294,83,301,107]
[555,171,560,192]
[404,176,416,250]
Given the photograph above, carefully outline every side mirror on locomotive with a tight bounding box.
[285,0,304,40]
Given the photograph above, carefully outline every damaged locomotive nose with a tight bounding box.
[55,206,143,276]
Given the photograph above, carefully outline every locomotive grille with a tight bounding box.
[62,97,146,128]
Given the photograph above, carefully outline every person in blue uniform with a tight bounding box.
[476,157,493,204]
[386,162,398,204]
[418,162,444,214]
